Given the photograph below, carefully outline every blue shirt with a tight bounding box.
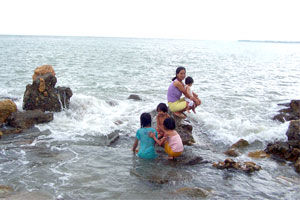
[136,127,158,159]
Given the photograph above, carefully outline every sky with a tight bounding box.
[0,0,300,41]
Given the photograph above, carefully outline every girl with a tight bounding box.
[156,103,170,140]
[150,117,184,159]
[132,113,158,159]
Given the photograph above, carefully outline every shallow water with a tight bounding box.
[0,35,300,199]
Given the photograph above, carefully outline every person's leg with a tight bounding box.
[168,99,188,118]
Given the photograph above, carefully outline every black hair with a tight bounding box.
[185,76,194,85]
[163,117,176,130]
[140,113,152,128]
[156,103,168,113]
[172,66,186,81]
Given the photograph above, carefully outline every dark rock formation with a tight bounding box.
[128,94,142,101]
[23,65,72,112]
[273,100,300,122]
[0,100,17,124]
[173,116,195,145]
[7,110,53,129]
[265,119,300,173]
[213,158,261,173]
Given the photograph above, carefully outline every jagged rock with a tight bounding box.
[23,65,72,112]
[264,142,300,162]
[224,149,239,157]
[0,100,17,124]
[295,158,300,173]
[248,150,270,159]
[0,127,23,135]
[172,115,195,145]
[230,139,249,149]
[174,187,210,198]
[213,158,261,173]
[273,100,300,122]
[8,110,53,129]
[286,120,300,141]
[32,65,56,81]
[128,94,142,101]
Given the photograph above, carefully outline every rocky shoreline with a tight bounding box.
[1,65,299,175]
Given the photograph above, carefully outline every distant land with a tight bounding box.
[239,40,300,44]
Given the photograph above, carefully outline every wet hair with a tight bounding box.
[140,113,152,128]
[156,103,168,113]
[185,76,194,85]
[163,117,176,130]
[172,66,186,81]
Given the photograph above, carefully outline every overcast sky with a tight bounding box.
[0,0,299,41]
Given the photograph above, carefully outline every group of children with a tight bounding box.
[132,76,199,160]
[132,103,184,160]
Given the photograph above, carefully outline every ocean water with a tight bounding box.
[0,35,300,199]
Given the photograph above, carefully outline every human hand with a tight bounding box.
[149,132,155,138]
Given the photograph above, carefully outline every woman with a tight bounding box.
[167,67,199,118]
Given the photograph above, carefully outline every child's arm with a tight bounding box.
[149,132,166,146]
[132,139,138,152]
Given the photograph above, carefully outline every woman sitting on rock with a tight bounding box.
[167,67,199,118]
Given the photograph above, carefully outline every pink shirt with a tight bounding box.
[167,134,184,152]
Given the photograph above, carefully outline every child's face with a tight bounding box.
[157,108,163,113]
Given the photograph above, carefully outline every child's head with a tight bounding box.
[185,76,194,85]
[156,103,168,113]
[163,117,176,130]
[140,113,151,128]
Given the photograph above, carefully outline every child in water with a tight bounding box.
[156,103,170,140]
[132,113,158,159]
[150,117,184,159]
[184,76,201,113]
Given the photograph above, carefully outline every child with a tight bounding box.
[156,103,170,140]
[132,113,158,159]
[184,76,201,113]
[150,117,184,159]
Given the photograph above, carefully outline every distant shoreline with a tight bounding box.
[239,40,300,44]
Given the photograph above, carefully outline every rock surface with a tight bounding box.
[273,100,300,122]
[0,100,17,124]
[266,100,300,173]
[23,65,72,112]
[213,158,262,173]
[8,110,54,129]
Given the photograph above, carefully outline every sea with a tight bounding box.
[0,35,299,199]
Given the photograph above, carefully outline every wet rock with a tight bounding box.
[295,158,300,173]
[273,100,300,122]
[264,142,300,162]
[224,149,239,157]
[0,100,17,124]
[32,64,56,80]
[213,158,261,173]
[230,139,249,149]
[286,120,300,142]
[8,110,53,129]
[0,185,13,197]
[0,127,23,135]
[172,115,195,145]
[128,94,142,101]
[23,65,72,112]
[265,118,300,173]
[174,187,210,198]
[248,150,270,159]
